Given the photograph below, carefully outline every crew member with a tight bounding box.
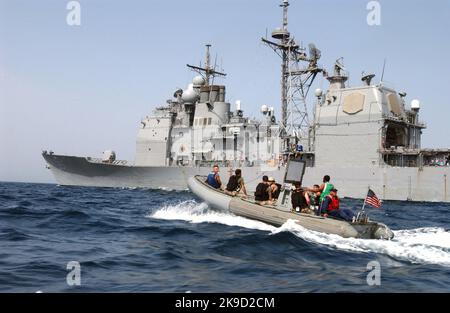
[225,169,248,197]
[310,175,334,215]
[308,184,321,213]
[268,177,281,200]
[206,165,222,189]
[255,176,271,204]
[291,182,310,213]
[319,189,355,222]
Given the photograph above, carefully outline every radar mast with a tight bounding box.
[187,44,226,86]
[262,0,323,148]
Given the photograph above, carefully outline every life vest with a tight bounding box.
[255,183,269,201]
[206,173,220,189]
[326,195,340,212]
[319,182,334,202]
[226,175,240,192]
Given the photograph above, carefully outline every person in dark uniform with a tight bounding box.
[225,169,248,197]
[291,181,310,213]
[255,175,272,205]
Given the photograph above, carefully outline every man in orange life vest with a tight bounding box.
[318,188,355,222]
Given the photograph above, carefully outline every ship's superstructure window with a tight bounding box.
[385,123,407,148]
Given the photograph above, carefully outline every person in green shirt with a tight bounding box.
[308,175,334,215]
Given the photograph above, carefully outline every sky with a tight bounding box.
[1,0,449,183]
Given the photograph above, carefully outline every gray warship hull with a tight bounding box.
[43,153,450,202]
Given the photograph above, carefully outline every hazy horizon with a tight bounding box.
[1,0,450,184]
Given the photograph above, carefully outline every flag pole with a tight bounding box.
[361,186,369,213]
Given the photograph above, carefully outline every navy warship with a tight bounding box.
[43,0,450,202]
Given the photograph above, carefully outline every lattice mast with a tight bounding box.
[262,0,323,148]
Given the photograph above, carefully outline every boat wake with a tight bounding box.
[149,200,450,267]
[150,200,274,232]
[275,220,450,267]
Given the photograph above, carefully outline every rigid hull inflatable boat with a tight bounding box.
[187,160,394,240]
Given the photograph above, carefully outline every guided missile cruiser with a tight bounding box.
[42,0,450,202]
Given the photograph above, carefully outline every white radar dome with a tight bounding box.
[260,105,268,113]
[315,88,323,97]
[411,99,420,110]
[192,75,206,86]
[181,84,199,103]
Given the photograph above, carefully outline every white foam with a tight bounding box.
[149,200,275,232]
[273,220,450,267]
[149,201,450,267]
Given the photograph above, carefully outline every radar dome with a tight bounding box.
[315,88,323,97]
[411,99,420,110]
[181,84,199,103]
[193,75,206,86]
[260,105,268,113]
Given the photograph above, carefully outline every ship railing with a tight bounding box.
[86,157,129,166]
[380,148,450,168]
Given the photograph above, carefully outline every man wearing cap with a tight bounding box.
[268,177,281,201]
[319,188,355,221]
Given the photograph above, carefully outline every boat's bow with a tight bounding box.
[187,176,233,211]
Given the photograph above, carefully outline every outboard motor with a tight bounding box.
[373,223,395,240]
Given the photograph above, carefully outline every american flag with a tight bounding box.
[365,189,382,208]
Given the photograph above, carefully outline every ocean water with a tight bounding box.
[0,182,449,293]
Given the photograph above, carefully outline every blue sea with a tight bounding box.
[0,182,449,292]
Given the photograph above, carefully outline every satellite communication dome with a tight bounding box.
[315,88,323,97]
[260,105,268,113]
[193,75,205,86]
[181,84,198,103]
[411,99,420,110]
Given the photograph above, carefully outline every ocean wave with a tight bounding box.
[0,228,33,241]
[150,200,450,267]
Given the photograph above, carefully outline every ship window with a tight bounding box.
[208,118,212,125]
[385,123,407,148]
[204,118,208,125]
